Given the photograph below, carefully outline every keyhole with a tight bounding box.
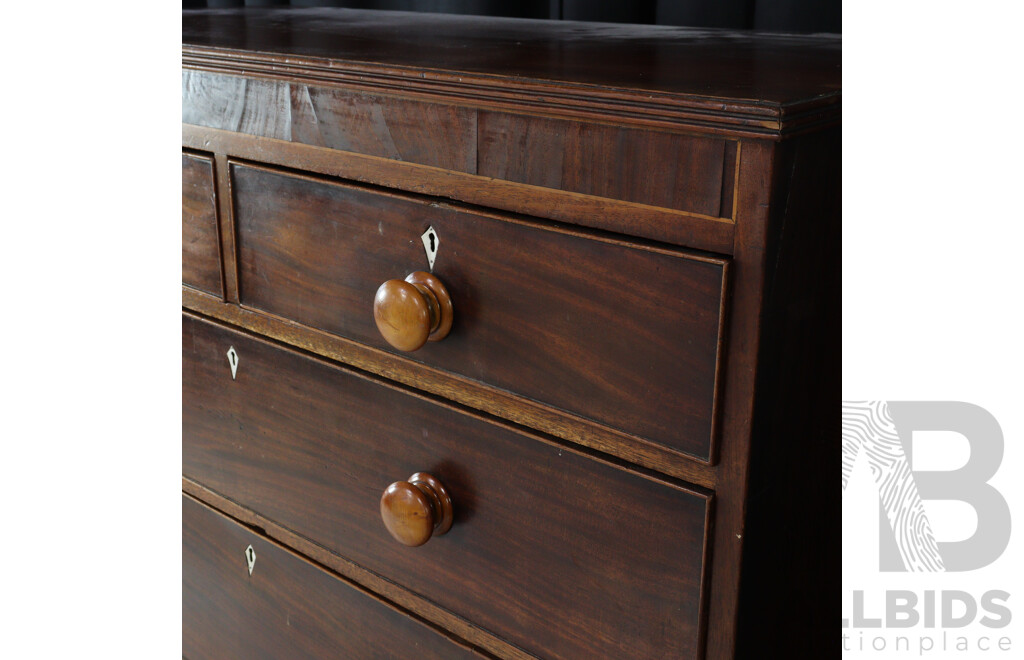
[227,346,239,380]
[420,227,440,270]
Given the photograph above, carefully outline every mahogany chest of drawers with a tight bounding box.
[182,9,840,658]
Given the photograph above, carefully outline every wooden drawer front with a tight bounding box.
[183,314,711,660]
[478,112,731,217]
[183,70,732,218]
[182,152,222,296]
[182,70,477,173]
[182,494,480,660]
[233,163,727,461]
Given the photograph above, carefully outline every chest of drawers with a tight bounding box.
[182,8,840,658]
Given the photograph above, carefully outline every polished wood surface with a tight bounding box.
[183,313,711,660]
[183,286,718,487]
[182,494,483,659]
[184,475,532,660]
[478,112,729,216]
[183,69,477,171]
[380,472,454,547]
[374,272,454,352]
[182,8,840,114]
[701,139,775,659]
[182,10,841,658]
[181,152,222,297]
[184,124,737,253]
[184,66,737,217]
[232,162,727,461]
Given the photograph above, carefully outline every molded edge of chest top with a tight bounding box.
[182,7,841,138]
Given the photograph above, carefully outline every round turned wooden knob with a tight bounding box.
[380,472,454,547]
[373,271,453,352]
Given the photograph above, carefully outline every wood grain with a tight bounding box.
[478,111,728,216]
[182,9,842,138]
[182,493,486,660]
[181,287,719,488]
[232,162,727,461]
[213,152,240,303]
[181,152,222,297]
[184,476,537,660]
[185,69,734,218]
[380,472,454,547]
[183,69,477,172]
[373,271,454,352]
[183,124,736,254]
[702,139,777,660]
[181,13,843,659]
[183,313,711,660]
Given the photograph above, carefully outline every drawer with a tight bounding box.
[478,111,733,217]
[184,69,733,218]
[232,162,728,462]
[182,152,222,296]
[183,70,477,173]
[182,494,481,659]
[183,314,711,659]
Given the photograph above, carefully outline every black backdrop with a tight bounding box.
[182,0,840,34]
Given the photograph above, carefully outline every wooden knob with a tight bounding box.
[373,271,453,352]
[380,472,453,547]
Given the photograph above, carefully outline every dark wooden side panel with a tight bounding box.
[232,163,727,461]
[182,152,222,297]
[182,314,710,660]
[701,139,776,660]
[733,128,840,657]
[182,69,477,172]
[478,111,728,216]
[182,494,482,660]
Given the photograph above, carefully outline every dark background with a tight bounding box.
[182,0,841,34]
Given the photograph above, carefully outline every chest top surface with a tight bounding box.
[183,8,840,138]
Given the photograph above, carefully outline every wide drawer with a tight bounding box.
[183,313,711,659]
[183,69,733,218]
[232,162,728,461]
[182,152,222,297]
[182,494,481,659]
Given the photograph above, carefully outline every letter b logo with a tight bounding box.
[842,401,1010,572]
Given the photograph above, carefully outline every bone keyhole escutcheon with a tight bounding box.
[227,346,239,379]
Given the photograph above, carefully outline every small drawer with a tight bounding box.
[182,494,480,659]
[183,314,711,660]
[478,111,733,217]
[232,162,728,462]
[182,152,222,297]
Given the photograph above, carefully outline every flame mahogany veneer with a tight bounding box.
[182,8,839,659]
